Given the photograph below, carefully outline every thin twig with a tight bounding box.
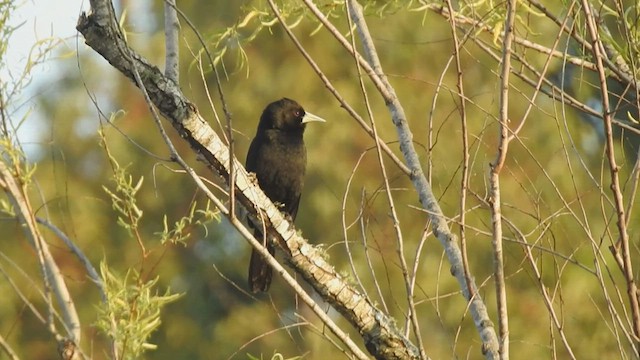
[488,0,516,357]
[0,256,87,359]
[444,0,474,302]
[0,152,81,346]
[299,0,500,357]
[165,0,236,219]
[426,2,640,139]
[580,0,640,352]
[268,0,412,177]
[526,0,637,88]
[345,2,425,357]
[341,150,369,297]
[359,188,388,312]
[0,333,18,360]
[36,218,106,303]
[504,220,577,359]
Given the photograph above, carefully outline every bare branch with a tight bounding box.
[345,2,426,358]
[443,0,474,309]
[0,160,82,355]
[0,333,18,360]
[580,0,640,353]
[487,0,517,357]
[163,0,180,82]
[340,1,502,358]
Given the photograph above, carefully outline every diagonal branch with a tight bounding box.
[342,1,500,359]
[0,159,82,357]
[579,0,640,354]
[76,0,419,358]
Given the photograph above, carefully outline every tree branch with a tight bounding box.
[163,0,180,82]
[342,1,500,358]
[580,0,640,353]
[76,1,419,358]
[0,159,81,358]
[489,0,516,357]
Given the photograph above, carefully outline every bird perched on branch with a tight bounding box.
[246,98,325,293]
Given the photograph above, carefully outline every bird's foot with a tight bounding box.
[283,212,294,223]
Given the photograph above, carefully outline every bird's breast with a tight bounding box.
[249,133,307,210]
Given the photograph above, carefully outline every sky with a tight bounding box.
[3,1,173,160]
[4,0,86,158]
[4,0,155,160]
[6,0,156,79]
[6,0,85,76]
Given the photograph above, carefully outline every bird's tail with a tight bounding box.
[248,231,274,293]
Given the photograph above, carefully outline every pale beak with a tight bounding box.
[302,112,326,124]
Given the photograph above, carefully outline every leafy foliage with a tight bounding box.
[95,262,182,359]
[158,200,220,245]
[102,157,145,235]
[0,137,35,188]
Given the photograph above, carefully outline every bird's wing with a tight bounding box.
[245,135,260,172]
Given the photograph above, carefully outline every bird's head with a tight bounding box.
[258,98,325,132]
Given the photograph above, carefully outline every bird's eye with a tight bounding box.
[294,110,302,117]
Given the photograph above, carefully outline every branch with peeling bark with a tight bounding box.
[76,0,420,358]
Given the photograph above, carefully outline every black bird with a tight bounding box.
[246,98,325,293]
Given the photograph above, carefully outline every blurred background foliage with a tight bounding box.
[1,0,639,359]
